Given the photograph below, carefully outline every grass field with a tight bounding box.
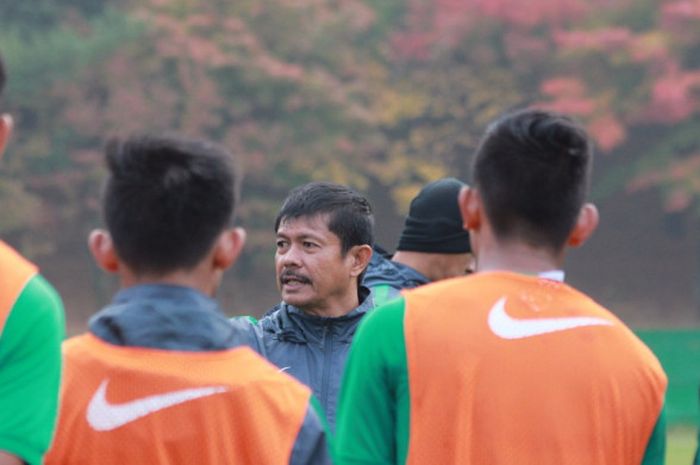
[669,426,696,465]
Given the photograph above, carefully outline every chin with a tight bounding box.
[281,293,312,309]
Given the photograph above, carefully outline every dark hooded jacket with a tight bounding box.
[362,245,429,306]
[252,287,373,430]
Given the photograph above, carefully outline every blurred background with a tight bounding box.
[1,0,699,456]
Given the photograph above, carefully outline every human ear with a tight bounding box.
[567,203,599,248]
[459,186,481,232]
[87,229,120,273]
[0,114,14,160]
[212,227,246,271]
[348,244,373,278]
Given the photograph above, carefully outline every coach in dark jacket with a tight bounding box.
[253,182,374,430]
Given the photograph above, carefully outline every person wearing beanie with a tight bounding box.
[363,177,474,306]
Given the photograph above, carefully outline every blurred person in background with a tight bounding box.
[46,135,331,464]
[0,53,65,465]
[335,108,667,465]
[252,181,373,430]
[363,177,474,307]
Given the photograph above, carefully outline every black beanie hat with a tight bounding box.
[396,178,471,254]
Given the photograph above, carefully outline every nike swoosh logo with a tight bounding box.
[87,379,228,431]
[488,297,613,339]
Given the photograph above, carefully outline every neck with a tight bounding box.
[475,240,564,276]
[120,266,221,298]
[391,251,432,278]
[298,289,361,318]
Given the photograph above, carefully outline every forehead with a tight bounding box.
[277,214,338,240]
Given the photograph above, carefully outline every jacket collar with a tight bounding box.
[363,246,430,289]
[89,284,251,351]
[261,286,374,344]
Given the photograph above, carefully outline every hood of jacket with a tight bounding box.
[259,286,373,345]
[89,284,257,351]
[362,244,430,291]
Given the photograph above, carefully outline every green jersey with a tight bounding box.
[0,273,65,465]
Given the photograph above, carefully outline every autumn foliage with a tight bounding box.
[1,0,700,288]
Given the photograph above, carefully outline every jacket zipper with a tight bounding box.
[320,320,333,425]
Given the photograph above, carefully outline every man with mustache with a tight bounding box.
[254,182,374,430]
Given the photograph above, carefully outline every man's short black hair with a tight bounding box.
[103,134,238,276]
[472,108,593,252]
[274,181,374,255]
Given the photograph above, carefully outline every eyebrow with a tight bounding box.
[276,232,326,243]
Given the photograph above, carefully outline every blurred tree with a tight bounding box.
[0,8,143,255]
[48,0,398,260]
[382,0,700,216]
[3,0,700,317]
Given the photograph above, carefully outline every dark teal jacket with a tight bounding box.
[252,287,373,431]
[362,245,429,306]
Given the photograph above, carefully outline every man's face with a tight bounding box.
[275,214,359,316]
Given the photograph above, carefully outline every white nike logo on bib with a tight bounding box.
[488,297,612,339]
[86,379,228,431]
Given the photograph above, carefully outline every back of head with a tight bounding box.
[472,108,592,251]
[103,134,238,276]
[275,181,374,255]
[396,177,471,254]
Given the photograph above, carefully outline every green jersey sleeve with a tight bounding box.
[640,404,665,465]
[0,274,65,465]
[335,297,410,465]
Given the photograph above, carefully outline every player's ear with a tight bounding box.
[459,186,481,232]
[0,114,14,160]
[212,227,246,271]
[88,229,120,273]
[348,244,373,278]
[567,203,599,248]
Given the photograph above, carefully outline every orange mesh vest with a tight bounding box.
[46,334,311,465]
[0,240,38,337]
[403,272,667,465]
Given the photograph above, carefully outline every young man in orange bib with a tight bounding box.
[0,54,65,465]
[46,135,331,464]
[335,109,667,465]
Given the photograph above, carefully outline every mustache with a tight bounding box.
[279,270,312,285]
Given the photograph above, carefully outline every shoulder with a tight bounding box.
[7,274,65,339]
[356,296,406,345]
[364,254,428,290]
[258,303,286,330]
[226,315,267,352]
[363,251,400,286]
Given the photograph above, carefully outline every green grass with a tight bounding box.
[668,426,696,465]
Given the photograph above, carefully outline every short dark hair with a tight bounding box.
[103,134,238,275]
[274,182,374,255]
[472,108,593,251]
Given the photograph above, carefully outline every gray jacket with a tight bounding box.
[253,287,373,430]
[362,245,429,306]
